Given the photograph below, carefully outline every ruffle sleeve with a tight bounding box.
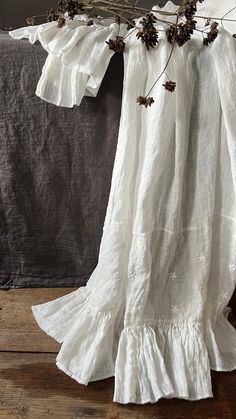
[9,19,127,107]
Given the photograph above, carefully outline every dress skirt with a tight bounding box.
[9,1,236,404]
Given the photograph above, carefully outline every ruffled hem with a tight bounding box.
[31,285,91,343]
[205,306,236,372]
[34,53,90,108]
[32,286,123,385]
[9,19,127,107]
[114,321,213,404]
[31,289,236,404]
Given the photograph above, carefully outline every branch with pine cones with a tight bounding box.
[25,1,236,107]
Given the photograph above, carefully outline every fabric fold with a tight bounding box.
[31,285,90,343]
[32,286,124,384]
[32,289,236,404]
[8,21,58,44]
[210,29,236,198]
[9,19,127,107]
[35,53,89,107]
[113,325,175,404]
[113,322,213,404]
[55,307,120,384]
[205,307,236,372]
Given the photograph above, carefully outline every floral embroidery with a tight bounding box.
[198,254,206,261]
[169,272,178,281]
[171,305,178,313]
[199,284,206,293]
[228,263,236,272]
[220,291,228,300]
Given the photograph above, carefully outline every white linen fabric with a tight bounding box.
[9,0,236,405]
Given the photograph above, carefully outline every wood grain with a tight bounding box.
[0,352,235,418]
[0,288,235,418]
[0,288,235,353]
[0,288,75,352]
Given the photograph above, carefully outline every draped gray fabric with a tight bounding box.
[0,31,123,289]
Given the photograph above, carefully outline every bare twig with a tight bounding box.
[25,1,236,107]
[145,14,179,98]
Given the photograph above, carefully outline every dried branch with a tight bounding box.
[24,1,236,108]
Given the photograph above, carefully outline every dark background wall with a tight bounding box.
[0,0,179,29]
[0,0,58,28]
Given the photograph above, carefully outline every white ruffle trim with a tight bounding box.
[32,286,123,384]
[205,307,236,372]
[31,288,236,404]
[9,19,127,107]
[114,322,213,404]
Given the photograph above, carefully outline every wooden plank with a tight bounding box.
[0,352,235,419]
[0,288,235,353]
[0,288,76,352]
[0,288,236,418]
[0,352,113,419]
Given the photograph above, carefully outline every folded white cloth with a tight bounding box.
[10,18,125,107]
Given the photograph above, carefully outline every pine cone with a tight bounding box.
[106,36,126,53]
[57,16,66,28]
[203,21,219,46]
[136,13,158,50]
[136,96,155,108]
[26,17,36,26]
[163,81,176,92]
[127,19,135,30]
[47,8,59,22]
[166,20,196,47]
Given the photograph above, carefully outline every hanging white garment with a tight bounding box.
[9,0,236,404]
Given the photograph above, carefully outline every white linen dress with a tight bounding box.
[9,0,236,404]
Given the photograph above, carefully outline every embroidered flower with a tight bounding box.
[171,305,178,313]
[228,263,236,272]
[169,272,178,281]
[199,253,206,262]
[199,284,206,293]
[220,291,228,300]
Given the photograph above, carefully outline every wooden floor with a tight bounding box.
[0,288,236,419]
